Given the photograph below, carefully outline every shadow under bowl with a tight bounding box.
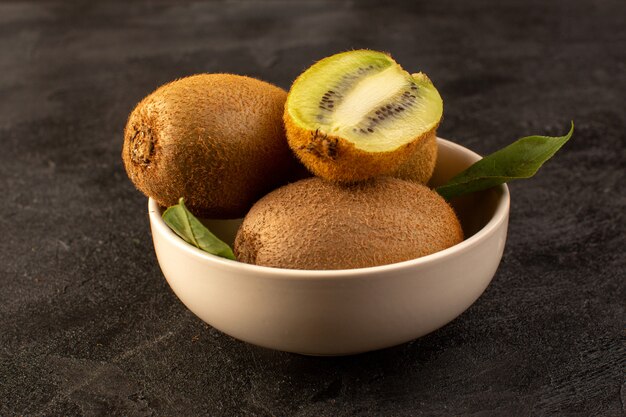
[148,138,510,355]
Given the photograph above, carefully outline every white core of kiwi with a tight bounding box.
[331,66,407,129]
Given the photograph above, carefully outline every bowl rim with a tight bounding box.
[148,138,510,279]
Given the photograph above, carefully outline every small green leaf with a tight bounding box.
[162,198,236,260]
[436,122,574,200]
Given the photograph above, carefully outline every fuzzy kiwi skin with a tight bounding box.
[122,74,303,219]
[391,132,438,184]
[284,112,439,183]
[234,177,463,270]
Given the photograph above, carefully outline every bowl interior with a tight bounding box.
[160,138,504,249]
[428,139,503,240]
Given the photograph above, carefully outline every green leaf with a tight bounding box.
[162,198,236,260]
[436,122,574,200]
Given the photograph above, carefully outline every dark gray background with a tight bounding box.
[1,1,624,416]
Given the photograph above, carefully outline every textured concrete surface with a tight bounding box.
[1,1,624,416]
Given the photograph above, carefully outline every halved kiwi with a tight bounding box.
[284,50,443,182]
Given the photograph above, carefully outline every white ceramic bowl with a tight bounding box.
[148,138,510,355]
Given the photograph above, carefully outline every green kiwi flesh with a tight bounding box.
[286,50,443,153]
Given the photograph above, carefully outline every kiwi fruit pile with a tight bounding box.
[122,50,462,270]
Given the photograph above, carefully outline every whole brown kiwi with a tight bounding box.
[122,73,302,218]
[234,177,463,270]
